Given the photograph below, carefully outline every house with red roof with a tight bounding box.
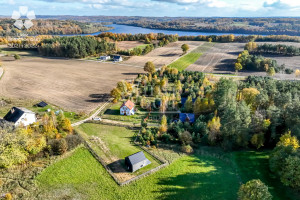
[120,100,135,116]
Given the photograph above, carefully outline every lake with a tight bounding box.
[84,24,250,36]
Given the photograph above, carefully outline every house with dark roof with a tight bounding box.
[113,55,123,62]
[179,113,195,123]
[99,55,111,61]
[120,100,135,116]
[3,107,37,127]
[125,151,151,172]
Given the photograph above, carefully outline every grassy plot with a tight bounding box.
[76,123,160,175]
[169,42,214,71]
[36,147,240,200]
[233,151,300,200]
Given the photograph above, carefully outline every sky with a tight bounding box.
[1,0,300,17]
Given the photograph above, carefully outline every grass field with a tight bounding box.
[76,123,160,178]
[233,151,300,200]
[169,43,214,71]
[36,147,240,200]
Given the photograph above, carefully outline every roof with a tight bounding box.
[36,101,48,107]
[114,55,121,59]
[126,151,148,165]
[179,113,195,123]
[121,100,135,110]
[4,107,35,123]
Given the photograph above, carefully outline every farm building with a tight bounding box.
[179,113,195,123]
[99,55,110,61]
[120,100,135,116]
[125,151,151,172]
[3,107,37,127]
[113,55,123,62]
[35,101,48,107]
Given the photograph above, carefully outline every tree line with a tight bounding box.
[38,36,116,58]
[234,50,293,74]
[245,42,300,56]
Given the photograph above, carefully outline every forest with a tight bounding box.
[38,36,116,58]
[0,19,112,36]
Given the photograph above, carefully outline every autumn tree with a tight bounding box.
[238,179,272,200]
[267,67,276,76]
[144,61,156,74]
[184,95,193,113]
[207,114,221,145]
[241,88,260,106]
[181,44,189,54]
[159,115,168,133]
[235,62,243,74]
[111,88,122,103]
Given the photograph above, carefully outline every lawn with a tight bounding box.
[76,123,161,175]
[35,147,240,200]
[233,151,300,200]
[168,43,214,71]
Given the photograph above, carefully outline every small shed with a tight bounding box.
[99,55,110,61]
[179,113,195,123]
[113,55,123,62]
[120,100,135,116]
[125,151,151,172]
[36,101,48,107]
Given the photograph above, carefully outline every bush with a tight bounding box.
[181,145,193,154]
[238,179,272,200]
[65,135,83,150]
[4,193,12,200]
[285,68,294,74]
[179,131,193,145]
[49,139,68,155]
[14,54,20,60]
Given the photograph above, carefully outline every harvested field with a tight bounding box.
[116,41,145,50]
[124,41,204,68]
[0,57,144,113]
[186,42,244,73]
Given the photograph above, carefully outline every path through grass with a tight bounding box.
[169,42,214,71]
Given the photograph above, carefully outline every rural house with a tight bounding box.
[125,151,151,172]
[3,107,37,127]
[120,100,135,116]
[99,55,110,61]
[179,113,195,123]
[113,55,123,62]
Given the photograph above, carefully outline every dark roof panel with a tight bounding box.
[179,113,195,123]
[126,151,147,165]
[4,107,24,123]
[36,101,48,107]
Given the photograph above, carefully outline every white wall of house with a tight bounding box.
[15,113,37,127]
[120,106,134,116]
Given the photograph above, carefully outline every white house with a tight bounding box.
[113,55,123,62]
[3,107,37,127]
[99,55,110,61]
[120,100,135,116]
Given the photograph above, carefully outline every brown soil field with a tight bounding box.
[116,41,144,50]
[0,57,144,113]
[186,42,244,73]
[123,41,205,68]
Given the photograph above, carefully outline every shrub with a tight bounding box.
[4,193,12,200]
[49,139,68,155]
[238,179,272,200]
[65,135,83,150]
[14,54,20,60]
[181,145,193,154]
[179,131,193,145]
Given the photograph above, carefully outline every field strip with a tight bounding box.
[168,42,215,71]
